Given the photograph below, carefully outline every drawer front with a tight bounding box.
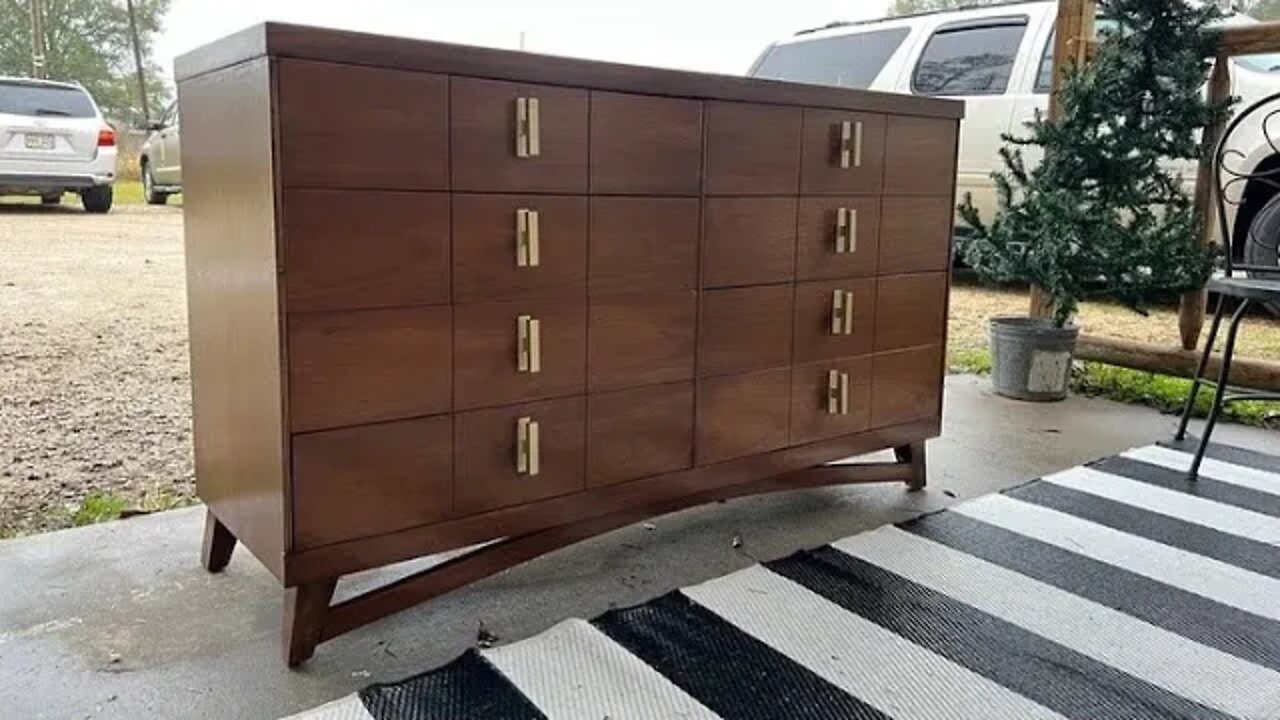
[291,416,452,549]
[452,194,587,302]
[800,110,887,195]
[589,197,698,294]
[793,278,876,363]
[875,272,948,352]
[277,59,448,190]
[454,396,586,515]
[588,382,694,487]
[884,116,959,196]
[451,77,588,193]
[698,284,794,377]
[283,190,449,313]
[702,197,797,288]
[588,291,697,392]
[880,196,954,275]
[704,102,801,195]
[796,196,880,281]
[790,357,872,444]
[696,368,791,465]
[872,345,943,427]
[590,92,703,195]
[288,307,452,432]
[454,298,587,410]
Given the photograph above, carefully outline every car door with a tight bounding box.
[154,103,181,185]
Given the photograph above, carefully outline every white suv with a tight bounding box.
[750,0,1280,260]
[0,77,117,213]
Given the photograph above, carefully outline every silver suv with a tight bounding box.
[139,102,180,205]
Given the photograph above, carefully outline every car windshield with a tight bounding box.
[0,81,96,118]
[752,28,911,90]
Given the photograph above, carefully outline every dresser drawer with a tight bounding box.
[454,298,587,410]
[589,197,698,294]
[703,102,801,195]
[872,346,943,427]
[696,368,791,465]
[452,194,587,302]
[880,196,954,275]
[701,197,797,288]
[277,59,448,190]
[283,190,449,312]
[454,396,586,516]
[793,278,876,363]
[291,416,452,549]
[451,77,588,193]
[800,110,886,195]
[588,291,697,392]
[796,196,880,281]
[698,285,794,377]
[790,357,872,444]
[885,116,959,196]
[875,272,948,352]
[588,382,694,487]
[590,92,702,195]
[288,307,452,433]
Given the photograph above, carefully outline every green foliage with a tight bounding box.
[958,0,1228,328]
[888,0,1004,16]
[0,0,172,127]
[72,491,126,526]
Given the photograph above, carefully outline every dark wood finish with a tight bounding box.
[590,91,702,195]
[704,102,802,195]
[291,416,453,549]
[792,278,876,363]
[895,441,928,492]
[283,190,450,312]
[201,509,236,572]
[453,298,587,410]
[284,579,336,667]
[875,273,948,353]
[451,77,588,193]
[698,285,794,377]
[701,197,798,288]
[277,59,448,190]
[588,291,697,391]
[587,382,695,487]
[588,197,699,294]
[800,110,887,195]
[790,357,872,444]
[796,196,881,281]
[879,196,954,275]
[872,346,944,428]
[288,307,452,432]
[884,117,959,197]
[452,194,588,302]
[696,368,792,465]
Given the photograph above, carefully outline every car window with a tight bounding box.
[1036,18,1120,93]
[0,82,96,118]
[912,17,1028,96]
[752,28,911,90]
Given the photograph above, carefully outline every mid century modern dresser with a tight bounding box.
[176,23,963,665]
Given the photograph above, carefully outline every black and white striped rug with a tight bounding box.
[291,440,1280,720]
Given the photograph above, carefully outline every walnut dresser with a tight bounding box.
[175,23,963,666]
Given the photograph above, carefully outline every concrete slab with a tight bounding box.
[1,376,1275,720]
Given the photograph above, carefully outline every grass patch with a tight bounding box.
[71,492,127,527]
[112,180,182,206]
[948,347,993,375]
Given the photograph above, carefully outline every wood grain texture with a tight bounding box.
[451,77,588,193]
[284,579,336,666]
[288,307,453,432]
[283,190,450,312]
[453,298,587,410]
[792,278,876,363]
[590,91,702,195]
[277,59,448,190]
[800,110,886,195]
[701,197,798,288]
[796,196,881,281]
[452,194,587,302]
[291,416,453,549]
[453,396,586,516]
[588,197,699,294]
[703,102,802,195]
[696,368,792,465]
[874,272,948,353]
[587,382,694,487]
[872,345,943,428]
[789,356,872,444]
[883,116,959,197]
[588,291,697,392]
[697,284,795,377]
[879,196,954,275]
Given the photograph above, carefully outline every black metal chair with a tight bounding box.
[1174,92,1280,479]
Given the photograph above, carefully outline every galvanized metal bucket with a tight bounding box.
[989,316,1080,402]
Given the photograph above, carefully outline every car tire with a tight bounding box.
[41,193,61,205]
[81,185,113,214]
[142,163,169,206]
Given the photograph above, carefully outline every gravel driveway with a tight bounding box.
[0,203,192,537]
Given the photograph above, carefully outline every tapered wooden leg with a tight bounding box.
[284,579,337,667]
[895,441,927,492]
[200,509,237,573]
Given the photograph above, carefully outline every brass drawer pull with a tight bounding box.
[516,208,541,267]
[826,370,851,416]
[517,315,542,373]
[516,96,541,158]
[838,120,863,169]
[835,207,858,254]
[830,290,855,336]
[516,416,541,476]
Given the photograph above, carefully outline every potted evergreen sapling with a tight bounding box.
[958,0,1228,401]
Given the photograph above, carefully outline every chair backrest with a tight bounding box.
[1214,92,1280,280]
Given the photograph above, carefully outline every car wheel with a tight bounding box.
[81,185,113,214]
[142,164,169,206]
[41,193,61,205]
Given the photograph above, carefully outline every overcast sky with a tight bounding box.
[154,0,889,80]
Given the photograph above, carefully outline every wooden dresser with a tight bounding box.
[176,23,963,665]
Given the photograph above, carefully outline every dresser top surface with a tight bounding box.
[175,22,964,120]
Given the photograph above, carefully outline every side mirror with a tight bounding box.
[145,121,166,132]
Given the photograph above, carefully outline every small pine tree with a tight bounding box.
[958,0,1231,328]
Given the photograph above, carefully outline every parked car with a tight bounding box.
[749,0,1280,260]
[139,101,181,205]
[0,76,117,212]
